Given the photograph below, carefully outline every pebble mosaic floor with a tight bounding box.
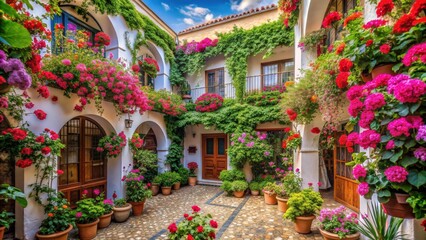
[90,185,346,240]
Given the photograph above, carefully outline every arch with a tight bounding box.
[146,41,166,74]
[303,0,329,35]
[133,120,168,151]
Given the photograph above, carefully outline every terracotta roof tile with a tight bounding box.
[178,4,277,35]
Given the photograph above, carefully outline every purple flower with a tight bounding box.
[264,151,270,156]
[241,132,246,138]
[357,182,369,196]
[414,147,426,161]
[0,50,6,61]
[2,58,24,73]
[288,166,293,171]
[8,69,32,90]
[67,23,77,31]
[295,168,300,173]
[416,125,426,141]
[131,169,140,173]
[75,212,82,218]
[363,19,387,29]
[230,141,234,146]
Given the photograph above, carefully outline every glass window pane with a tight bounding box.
[206,138,214,155]
[218,138,225,155]
[207,72,215,93]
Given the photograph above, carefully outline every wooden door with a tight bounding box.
[334,132,359,212]
[202,134,227,180]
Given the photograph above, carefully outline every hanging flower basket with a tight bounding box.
[381,194,415,219]
[139,57,159,79]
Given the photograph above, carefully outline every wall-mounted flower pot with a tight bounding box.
[173,182,181,190]
[276,197,288,213]
[151,184,160,196]
[294,215,315,234]
[371,64,395,79]
[36,224,73,240]
[162,186,172,195]
[188,177,197,186]
[263,191,277,205]
[77,218,99,240]
[233,191,245,198]
[129,201,145,216]
[319,228,360,240]
[381,194,415,219]
[98,211,113,229]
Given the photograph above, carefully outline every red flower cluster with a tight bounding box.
[94,32,111,46]
[380,44,391,54]
[339,58,353,72]
[195,93,223,112]
[16,159,33,168]
[34,109,47,120]
[188,162,198,170]
[393,14,416,33]
[286,108,297,121]
[336,43,345,55]
[144,57,160,71]
[26,53,42,73]
[2,128,27,141]
[410,0,426,16]
[37,85,50,98]
[311,127,321,134]
[322,11,342,28]
[336,72,350,89]
[376,0,394,17]
[279,0,300,27]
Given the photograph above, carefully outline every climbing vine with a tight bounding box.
[125,31,146,64]
[172,20,294,100]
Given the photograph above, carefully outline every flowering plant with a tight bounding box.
[318,206,358,239]
[129,133,144,153]
[281,131,301,150]
[94,190,113,215]
[283,187,323,221]
[228,131,273,168]
[97,131,127,158]
[177,38,218,55]
[278,0,300,27]
[298,29,325,52]
[168,206,218,239]
[245,90,283,107]
[123,168,152,203]
[187,161,198,177]
[38,195,74,235]
[195,93,223,112]
[281,170,302,198]
[146,88,187,116]
[73,191,104,224]
[139,57,159,79]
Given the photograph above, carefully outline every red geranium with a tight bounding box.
[35,136,45,143]
[34,109,47,120]
[188,162,198,170]
[3,128,28,141]
[338,134,347,145]
[336,72,350,89]
[168,223,178,233]
[376,0,394,17]
[192,205,201,212]
[322,11,342,28]
[336,43,345,55]
[144,57,160,71]
[284,127,291,133]
[393,14,416,34]
[51,96,58,102]
[21,147,33,155]
[311,127,321,134]
[286,108,297,121]
[26,53,42,73]
[57,169,64,175]
[41,146,51,155]
[366,39,374,47]
[16,159,33,168]
[37,85,50,98]
[94,32,111,46]
[195,93,223,112]
[380,44,391,54]
[131,64,140,73]
[339,58,353,72]
[344,12,362,27]
[410,0,426,16]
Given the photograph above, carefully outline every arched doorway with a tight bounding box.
[135,126,158,153]
[58,117,107,205]
[0,115,15,238]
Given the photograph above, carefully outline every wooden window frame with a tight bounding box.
[204,68,225,95]
[260,59,294,88]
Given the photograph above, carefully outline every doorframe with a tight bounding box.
[201,133,228,181]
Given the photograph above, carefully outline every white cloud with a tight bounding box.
[230,0,277,12]
[180,4,211,18]
[183,18,195,25]
[161,2,170,11]
[204,13,214,21]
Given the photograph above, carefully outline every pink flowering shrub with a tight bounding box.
[228,132,273,168]
[317,206,358,239]
[122,167,152,203]
[97,131,127,158]
[145,88,187,116]
[177,38,218,55]
[195,93,223,112]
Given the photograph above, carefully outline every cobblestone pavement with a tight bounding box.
[92,185,347,240]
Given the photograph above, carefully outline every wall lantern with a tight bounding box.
[125,114,133,128]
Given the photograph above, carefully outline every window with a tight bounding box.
[58,117,107,205]
[324,0,358,47]
[261,60,294,87]
[205,68,225,97]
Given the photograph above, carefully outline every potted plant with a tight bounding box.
[160,172,175,195]
[151,175,162,196]
[262,182,280,205]
[0,184,28,239]
[177,167,190,186]
[283,187,323,234]
[94,190,114,229]
[73,192,104,240]
[187,162,198,186]
[112,198,132,223]
[36,195,74,240]
[220,181,233,196]
[171,172,182,190]
[249,182,261,196]
[231,180,248,198]
[278,170,303,213]
[167,205,218,239]
[124,169,152,216]
[318,206,359,240]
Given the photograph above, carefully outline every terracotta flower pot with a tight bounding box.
[276,197,288,213]
[98,212,113,229]
[173,182,181,190]
[0,226,5,240]
[371,64,395,79]
[294,215,315,234]
[251,190,259,196]
[129,201,145,216]
[162,186,172,195]
[77,218,99,240]
[395,193,410,204]
[361,72,372,82]
[233,191,245,198]
[263,191,277,205]
[188,177,197,186]
[113,203,132,223]
[151,184,160,196]
[381,194,415,219]
[36,224,73,240]
[319,228,360,240]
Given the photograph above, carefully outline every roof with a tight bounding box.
[178,4,278,35]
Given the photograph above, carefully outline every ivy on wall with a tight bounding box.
[170,20,294,101]
[58,0,175,61]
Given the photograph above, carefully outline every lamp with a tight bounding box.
[125,114,133,128]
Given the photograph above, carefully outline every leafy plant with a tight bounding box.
[220,181,233,195]
[0,184,27,208]
[38,195,74,235]
[113,198,127,208]
[168,206,218,239]
[318,206,358,239]
[281,171,302,198]
[123,169,152,203]
[159,172,180,187]
[97,131,127,158]
[230,180,248,192]
[354,203,407,240]
[218,169,245,182]
[262,182,281,196]
[0,211,14,229]
[283,188,323,221]
[152,175,162,185]
[249,182,260,191]
[187,162,198,177]
[298,29,326,52]
[133,148,158,183]
[177,167,190,185]
[228,132,273,168]
[406,192,426,219]
[73,196,104,224]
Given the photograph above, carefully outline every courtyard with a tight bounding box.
[93,185,340,240]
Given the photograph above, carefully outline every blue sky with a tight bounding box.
[143,0,278,33]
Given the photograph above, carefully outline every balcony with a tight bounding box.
[189,71,294,100]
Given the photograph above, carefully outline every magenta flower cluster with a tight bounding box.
[177,38,218,54]
[357,129,381,149]
[362,19,387,29]
[364,93,385,110]
[402,42,426,66]
[417,125,426,141]
[384,166,409,183]
[387,116,424,137]
[414,147,426,161]
[352,164,367,180]
[357,182,370,196]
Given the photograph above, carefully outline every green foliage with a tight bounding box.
[218,169,246,182]
[245,90,283,107]
[94,192,113,214]
[0,211,14,229]
[230,180,248,192]
[406,192,426,219]
[164,115,185,171]
[152,175,162,185]
[38,195,74,235]
[133,149,158,183]
[283,188,323,221]
[124,170,152,202]
[262,182,281,195]
[249,182,260,191]
[298,29,326,51]
[125,31,146,64]
[73,197,104,224]
[354,203,407,240]
[145,88,187,116]
[281,171,302,198]
[113,198,127,208]
[0,184,27,208]
[159,171,181,187]
[168,207,217,240]
[177,167,190,185]
[220,181,233,195]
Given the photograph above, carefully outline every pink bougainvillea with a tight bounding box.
[195,93,224,112]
